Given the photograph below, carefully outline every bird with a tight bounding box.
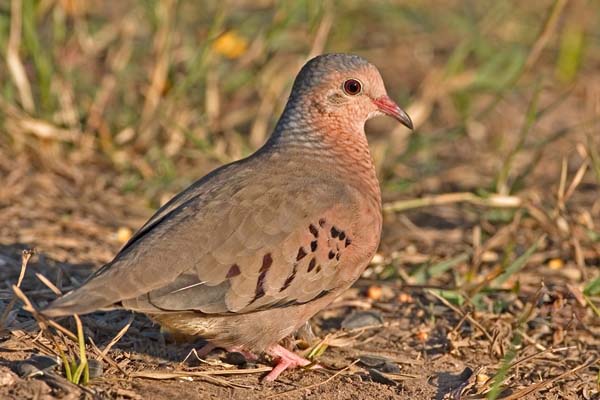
[42,53,413,381]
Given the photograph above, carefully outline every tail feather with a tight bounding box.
[41,262,123,317]
[41,288,116,317]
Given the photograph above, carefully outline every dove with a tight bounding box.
[42,53,413,381]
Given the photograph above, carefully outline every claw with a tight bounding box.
[195,342,317,381]
[264,344,320,381]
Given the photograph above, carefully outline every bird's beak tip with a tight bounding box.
[374,95,414,130]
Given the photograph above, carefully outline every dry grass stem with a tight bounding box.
[383,192,522,213]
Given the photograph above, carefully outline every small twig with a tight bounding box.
[557,157,568,210]
[11,285,77,340]
[36,272,62,296]
[6,0,35,112]
[520,332,548,352]
[132,366,273,379]
[427,289,494,343]
[523,0,570,71]
[0,249,33,328]
[564,160,590,203]
[99,314,134,359]
[307,3,333,59]
[89,338,129,376]
[16,249,33,287]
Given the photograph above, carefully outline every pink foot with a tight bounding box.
[263,344,316,381]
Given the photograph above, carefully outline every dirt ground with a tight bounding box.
[0,124,598,399]
[1,1,600,399]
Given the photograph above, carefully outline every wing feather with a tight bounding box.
[43,156,357,318]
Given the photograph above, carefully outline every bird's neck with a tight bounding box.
[265,104,382,208]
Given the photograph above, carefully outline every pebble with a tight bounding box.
[17,355,60,378]
[341,310,384,330]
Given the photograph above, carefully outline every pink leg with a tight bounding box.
[195,342,216,358]
[263,344,315,381]
[228,345,258,361]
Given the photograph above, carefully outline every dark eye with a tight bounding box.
[343,79,362,96]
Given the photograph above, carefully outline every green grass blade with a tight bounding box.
[584,276,600,296]
[412,252,470,285]
[495,235,546,287]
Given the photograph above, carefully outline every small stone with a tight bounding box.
[415,330,429,342]
[17,355,60,378]
[371,253,384,265]
[367,368,397,386]
[358,355,388,368]
[480,251,498,263]
[548,258,563,270]
[295,321,317,346]
[358,355,400,373]
[397,292,413,303]
[367,285,383,301]
[88,359,104,378]
[341,310,384,330]
[405,244,417,255]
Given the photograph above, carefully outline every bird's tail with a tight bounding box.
[41,262,119,317]
[41,288,115,317]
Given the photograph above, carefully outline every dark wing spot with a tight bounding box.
[316,265,322,273]
[307,257,316,272]
[261,253,273,272]
[312,290,330,301]
[250,253,272,304]
[319,218,326,227]
[259,289,331,310]
[330,226,340,238]
[309,224,319,238]
[226,264,241,278]
[336,253,341,261]
[345,237,352,247]
[280,263,298,292]
[296,247,307,261]
[328,250,335,260]
[339,231,346,241]
[310,240,318,252]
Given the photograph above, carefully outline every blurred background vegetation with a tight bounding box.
[1,0,596,202]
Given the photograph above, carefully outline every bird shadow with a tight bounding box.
[431,367,474,400]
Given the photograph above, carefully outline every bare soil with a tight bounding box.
[0,134,598,399]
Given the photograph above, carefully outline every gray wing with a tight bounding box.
[43,157,358,317]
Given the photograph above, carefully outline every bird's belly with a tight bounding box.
[150,293,335,351]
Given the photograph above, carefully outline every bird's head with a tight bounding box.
[285,53,413,133]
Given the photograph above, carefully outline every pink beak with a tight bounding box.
[373,95,413,130]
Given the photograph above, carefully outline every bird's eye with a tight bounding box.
[343,79,362,96]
